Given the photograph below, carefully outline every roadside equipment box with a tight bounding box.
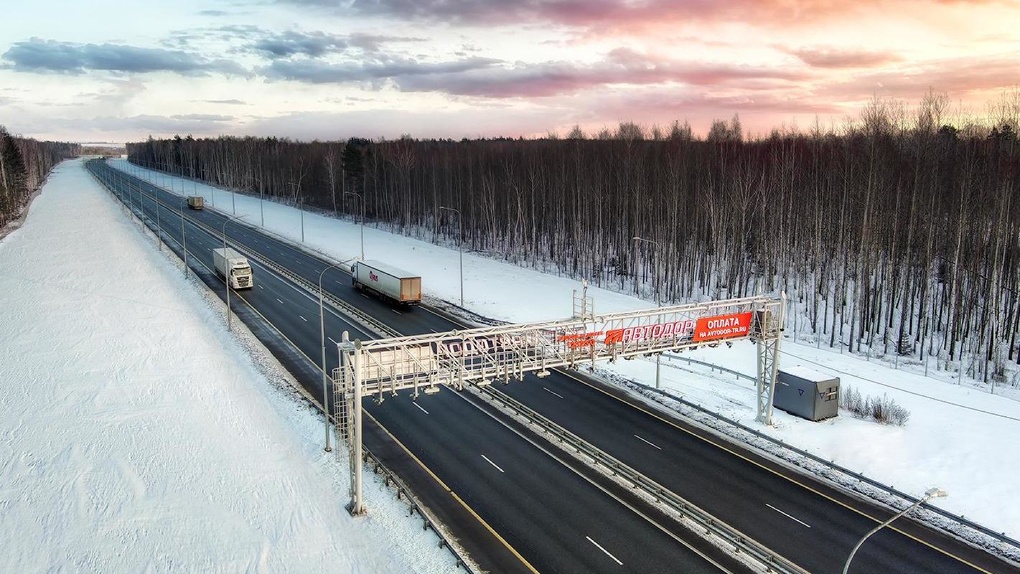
[774,366,839,421]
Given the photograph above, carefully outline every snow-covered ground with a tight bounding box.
[0,160,457,573]
[2,158,1018,571]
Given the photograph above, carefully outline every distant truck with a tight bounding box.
[187,196,204,210]
[351,260,421,306]
[212,247,254,289]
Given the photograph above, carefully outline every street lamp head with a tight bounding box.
[924,487,948,499]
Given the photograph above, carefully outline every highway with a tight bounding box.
[87,160,749,573]
[87,159,1018,574]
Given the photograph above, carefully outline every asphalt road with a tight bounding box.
[87,159,1017,574]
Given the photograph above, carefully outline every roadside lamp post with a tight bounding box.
[222,214,247,331]
[633,236,662,389]
[319,261,347,452]
[155,178,162,252]
[842,487,948,574]
[290,182,304,243]
[344,191,364,260]
[439,206,463,307]
[203,169,216,207]
[136,176,143,220]
[253,176,265,227]
[228,174,236,215]
[181,200,189,279]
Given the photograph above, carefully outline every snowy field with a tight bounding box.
[0,160,457,572]
[2,157,1018,571]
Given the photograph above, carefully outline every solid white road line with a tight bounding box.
[328,337,338,345]
[413,402,429,415]
[480,454,505,473]
[766,503,811,528]
[586,536,623,566]
[543,387,564,398]
[633,434,662,450]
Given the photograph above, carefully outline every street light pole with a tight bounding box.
[180,199,188,279]
[222,214,247,330]
[633,236,661,389]
[319,261,347,453]
[291,182,304,243]
[440,206,463,307]
[253,176,265,227]
[842,488,948,574]
[344,191,364,260]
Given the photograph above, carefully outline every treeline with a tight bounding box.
[127,92,1020,383]
[0,126,80,229]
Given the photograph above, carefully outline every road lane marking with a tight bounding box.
[276,298,284,304]
[633,434,662,450]
[480,455,505,473]
[391,309,402,315]
[328,337,338,344]
[258,284,264,289]
[767,503,811,528]
[543,387,564,398]
[413,402,429,415]
[299,315,307,322]
[586,536,623,566]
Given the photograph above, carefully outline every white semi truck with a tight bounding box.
[212,247,254,289]
[351,260,421,306]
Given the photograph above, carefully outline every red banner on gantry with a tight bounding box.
[692,312,753,342]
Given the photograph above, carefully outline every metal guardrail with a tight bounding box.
[360,448,476,571]
[475,385,809,574]
[620,355,1020,565]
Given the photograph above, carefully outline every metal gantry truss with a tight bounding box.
[334,293,785,515]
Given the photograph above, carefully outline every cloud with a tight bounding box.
[791,47,902,69]
[220,27,426,59]
[820,53,1020,102]
[252,30,350,58]
[1,38,246,76]
[280,0,894,28]
[397,50,807,97]
[201,99,248,105]
[258,55,501,84]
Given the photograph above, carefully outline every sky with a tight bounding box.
[2,157,1017,573]
[1,1,1019,143]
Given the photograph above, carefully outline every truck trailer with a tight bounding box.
[187,196,204,210]
[212,247,254,289]
[351,260,421,306]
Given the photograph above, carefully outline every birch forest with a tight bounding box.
[0,125,79,229]
[127,92,1020,385]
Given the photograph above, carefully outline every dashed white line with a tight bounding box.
[328,337,338,345]
[258,284,264,289]
[276,298,284,304]
[633,434,662,450]
[766,503,811,528]
[586,536,623,566]
[299,315,307,322]
[413,402,429,415]
[543,387,564,398]
[391,309,402,315]
[480,454,505,473]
